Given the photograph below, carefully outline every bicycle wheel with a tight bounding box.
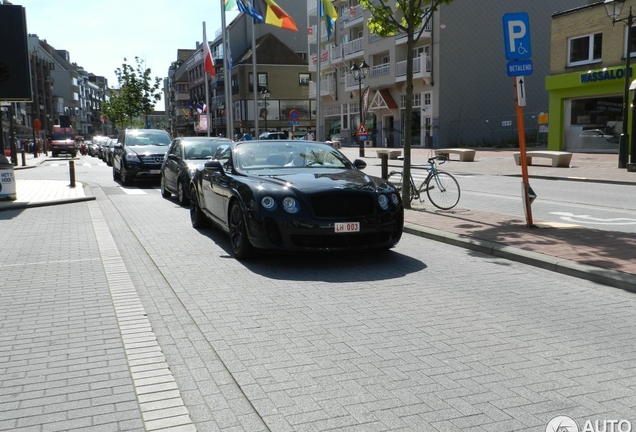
[425,171,461,210]
[387,171,403,192]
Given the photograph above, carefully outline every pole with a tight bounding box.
[251,19,259,137]
[514,77,533,227]
[203,22,211,137]
[619,8,633,168]
[358,77,364,157]
[315,0,322,140]
[221,3,232,139]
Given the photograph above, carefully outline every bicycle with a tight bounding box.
[387,155,461,210]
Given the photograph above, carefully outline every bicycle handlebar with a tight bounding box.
[427,155,447,165]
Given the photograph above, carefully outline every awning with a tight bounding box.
[369,89,398,111]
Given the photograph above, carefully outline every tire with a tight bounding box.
[120,164,134,186]
[160,174,171,198]
[426,171,461,210]
[177,178,189,206]
[229,202,254,260]
[387,171,403,192]
[189,188,209,229]
[113,166,121,181]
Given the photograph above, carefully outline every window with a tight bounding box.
[249,72,268,92]
[299,73,310,86]
[568,33,602,66]
[624,25,636,58]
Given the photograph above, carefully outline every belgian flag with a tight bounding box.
[253,0,298,31]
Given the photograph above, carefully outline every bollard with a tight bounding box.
[21,148,26,166]
[69,160,76,188]
[380,152,389,179]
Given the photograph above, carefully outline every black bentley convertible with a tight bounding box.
[189,140,404,259]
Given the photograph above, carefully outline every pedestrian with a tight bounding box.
[242,131,252,141]
[305,130,315,141]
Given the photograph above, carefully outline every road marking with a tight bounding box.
[551,211,636,225]
[120,187,147,195]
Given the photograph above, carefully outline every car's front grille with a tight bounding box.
[310,192,375,218]
[140,155,165,165]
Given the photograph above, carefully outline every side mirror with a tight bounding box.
[204,160,225,175]
[353,159,367,170]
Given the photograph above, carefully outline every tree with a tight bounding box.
[101,57,162,129]
[359,0,453,208]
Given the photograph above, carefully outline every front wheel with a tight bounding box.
[426,171,461,210]
[120,164,134,186]
[189,188,209,229]
[160,174,171,198]
[229,202,254,260]
[177,178,189,206]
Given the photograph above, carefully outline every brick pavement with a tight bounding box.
[2,150,636,431]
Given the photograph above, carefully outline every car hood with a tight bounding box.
[250,168,385,193]
[127,145,168,155]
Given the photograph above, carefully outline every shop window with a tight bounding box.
[567,33,602,66]
[299,73,310,86]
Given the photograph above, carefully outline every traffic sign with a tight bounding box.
[355,124,369,136]
[507,59,533,76]
[288,109,299,122]
[502,13,532,60]
[516,76,527,107]
[288,121,299,125]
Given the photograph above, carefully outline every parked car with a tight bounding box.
[258,131,287,140]
[160,136,233,205]
[189,140,404,259]
[98,138,112,161]
[105,139,117,166]
[579,129,619,143]
[112,129,172,185]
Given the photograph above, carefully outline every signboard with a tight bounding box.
[355,124,369,137]
[516,76,526,107]
[502,13,532,60]
[507,59,533,76]
[538,113,548,124]
[288,109,299,121]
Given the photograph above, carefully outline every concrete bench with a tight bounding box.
[434,148,476,162]
[513,150,573,168]
[376,149,402,159]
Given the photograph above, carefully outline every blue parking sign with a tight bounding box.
[503,13,531,60]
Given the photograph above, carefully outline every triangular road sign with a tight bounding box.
[356,124,369,136]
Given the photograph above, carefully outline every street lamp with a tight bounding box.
[260,87,270,133]
[351,60,369,157]
[605,0,634,168]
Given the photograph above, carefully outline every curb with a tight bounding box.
[403,222,636,293]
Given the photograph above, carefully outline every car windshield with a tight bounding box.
[126,131,171,146]
[184,139,233,159]
[235,141,351,170]
[52,133,73,140]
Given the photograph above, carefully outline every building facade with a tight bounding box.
[309,0,583,147]
[546,0,635,155]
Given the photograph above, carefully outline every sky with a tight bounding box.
[14,0,238,109]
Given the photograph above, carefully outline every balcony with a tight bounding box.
[343,37,364,60]
[343,4,363,29]
[330,45,344,64]
[307,22,328,44]
[371,62,391,77]
[395,22,432,45]
[308,77,337,99]
[396,56,432,82]
[309,49,330,72]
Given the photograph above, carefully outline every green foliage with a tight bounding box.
[100,57,162,128]
[359,0,454,207]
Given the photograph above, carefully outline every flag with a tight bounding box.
[321,0,338,40]
[224,0,237,11]
[237,0,263,22]
[202,103,207,113]
[202,33,216,77]
[253,0,298,31]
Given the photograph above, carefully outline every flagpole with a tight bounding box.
[252,18,259,136]
[221,2,232,138]
[203,22,211,137]
[315,0,322,141]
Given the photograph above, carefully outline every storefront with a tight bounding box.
[545,65,632,153]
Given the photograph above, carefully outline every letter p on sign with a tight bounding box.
[503,13,532,60]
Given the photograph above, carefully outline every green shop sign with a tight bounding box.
[581,67,632,83]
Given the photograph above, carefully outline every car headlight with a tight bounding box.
[125,153,139,162]
[378,194,389,210]
[261,196,277,210]
[390,193,399,206]
[282,197,299,214]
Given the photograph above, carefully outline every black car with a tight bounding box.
[160,136,233,206]
[189,140,404,259]
[112,129,172,185]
